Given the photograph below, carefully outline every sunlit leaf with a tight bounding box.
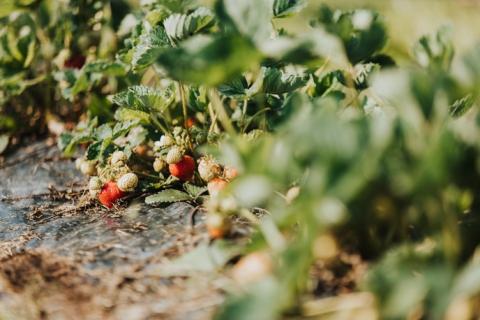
[261,67,309,95]
[111,85,175,112]
[145,189,193,204]
[131,25,169,70]
[273,0,306,18]
[164,7,215,44]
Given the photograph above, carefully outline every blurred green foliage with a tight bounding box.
[3,1,480,319]
[0,0,135,145]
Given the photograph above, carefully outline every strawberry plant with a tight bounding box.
[4,0,480,319]
[58,1,480,318]
[0,0,133,152]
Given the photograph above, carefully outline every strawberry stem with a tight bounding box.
[208,89,236,136]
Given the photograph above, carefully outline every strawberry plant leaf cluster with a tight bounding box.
[0,0,133,150]
[3,0,480,319]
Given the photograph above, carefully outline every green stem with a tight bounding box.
[208,89,236,136]
[178,82,194,151]
[133,171,161,180]
[208,102,218,134]
[244,108,271,133]
[179,82,189,126]
[151,114,169,135]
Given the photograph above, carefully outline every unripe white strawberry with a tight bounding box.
[89,189,100,197]
[153,158,165,172]
[198,157,222,182]
[155,135,175,150]
[111,151,127,166]
[165,146,184,164]
[117,173,138,192]
[88,176,103,191]
[75,158,84,170]
[88,177,101,197]
[80,161,97,176]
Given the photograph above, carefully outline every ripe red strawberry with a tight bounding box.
[98,181,125,208]
[186,117,196,128]
[169,155,195,181]
[64,54,86,69]
[207,178,228,197]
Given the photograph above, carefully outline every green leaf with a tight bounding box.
[184,183,208,199]
[164,7,215,44]
[449,94,474,118]
[112,120,140,139]
[114,108,151,125]
[261,67,309,95]
[188,86,209,112]
[259,31,347,66]
[354,62,379,90]
[69,72,89,97]
[83,60,128,76]
[219,0,273,44]
[145,189,193,204]
[312,70,346,97]
[218,76,249,98]
[111,85,175,113]
[273,0,306,18]
[86,141,102,161]
[157,34,261,86]
[94,124,113,140]
[313,6,387,64]
[57,132,73,154]
[131,25,170,70]
[58,131,94,157]
[88,94,114,121]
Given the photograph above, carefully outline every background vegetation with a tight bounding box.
[2,1,480,319]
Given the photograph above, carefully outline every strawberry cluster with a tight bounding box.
[74,125,241,218]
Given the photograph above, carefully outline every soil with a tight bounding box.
[0,140,368,320]
[0,141,224,320]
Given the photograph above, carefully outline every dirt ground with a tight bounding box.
[0,141,228,320]
[0,141,369,320]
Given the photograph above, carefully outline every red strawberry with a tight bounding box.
[169,155,195,181]
[64,54,86,69]
[186,117,196,128]
[207,178,228,197]
[98,181,125,208]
